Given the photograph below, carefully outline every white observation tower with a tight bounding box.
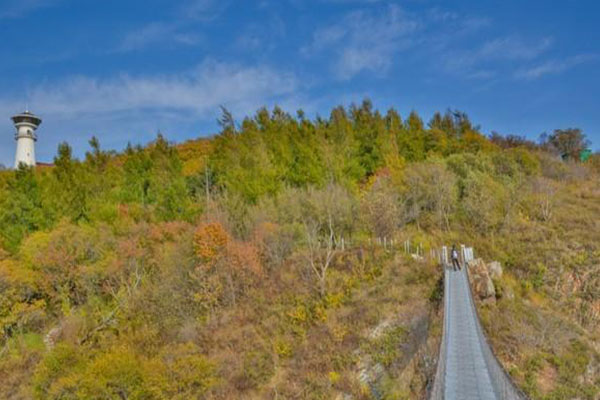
[12,110,42,168]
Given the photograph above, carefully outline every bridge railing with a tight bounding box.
[428,266,448,400]
[463,260,529,400]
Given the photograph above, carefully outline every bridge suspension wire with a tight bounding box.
[429,247,529,400]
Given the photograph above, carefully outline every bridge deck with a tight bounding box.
[443,267,497,400]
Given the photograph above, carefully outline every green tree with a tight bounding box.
[49,142,90,222]
[399,111,426,161]
[0,166,48,252]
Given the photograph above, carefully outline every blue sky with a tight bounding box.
[1,0,599,165]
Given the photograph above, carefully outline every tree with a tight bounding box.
[120,135,189,220]
[303,213,336,297]
[489,132,537,150]
[362,175,402,238]
[49,142,90,222]
[461,171,506,233]
[85,136,110,171]
[0,166,48,252]
[122,142,153,206]
[321,106,364,185]
[217,106,236,135]
[542,128,590,161]
[211,116,282,202]
[193,222,262,307]
[148,134,189,220]
[350,99,387,175]
[399,111,426,161]
[276,184,355,296]
[403,161,457,230]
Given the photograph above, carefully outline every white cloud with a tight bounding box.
[303,4,419,79]
[22,60,297,117]
[117,22,204,52]
[515,54,598,80]
[0,60,298,165]
[0,0,59,19]
[441,36,554,79]
[337,45,396,80]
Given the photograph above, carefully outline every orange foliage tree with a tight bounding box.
[193,222,230,265]
[192,222,263,308]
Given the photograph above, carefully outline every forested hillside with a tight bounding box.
[0,101,598,399]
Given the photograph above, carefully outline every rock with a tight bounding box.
[369,319,393,339]
[488,261,503,280]
[467,258,496,301]
[44,326,62,351]
[411,253,424,261]
[357,358,384,386]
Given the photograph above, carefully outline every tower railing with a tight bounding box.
[15,131,37,140]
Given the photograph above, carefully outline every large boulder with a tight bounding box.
[467,258,496,301]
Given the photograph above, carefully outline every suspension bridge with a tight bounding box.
[429,247,528,400]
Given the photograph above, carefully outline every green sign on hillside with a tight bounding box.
[580,149,592,162]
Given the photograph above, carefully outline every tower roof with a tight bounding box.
[11,111,42,127]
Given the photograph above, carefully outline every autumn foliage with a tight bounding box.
[193,222,230,264]
[0,103,598,399]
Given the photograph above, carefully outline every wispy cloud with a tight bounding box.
[235,14,286,52]
[117,22,204,52]
[116,0,229,52]
[0,0,59,19]
[479,36,553,60]
[179,0,231,22]
[515,54,598,80]
[303,4,419,80]
[302,5,493,81]
[15,60,297,117]
[441,36,554,79]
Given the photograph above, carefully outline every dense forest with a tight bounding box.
[0,101,599,399]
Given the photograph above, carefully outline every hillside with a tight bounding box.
[0,102,598,399]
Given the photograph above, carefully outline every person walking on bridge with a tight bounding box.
[451,245,461,271]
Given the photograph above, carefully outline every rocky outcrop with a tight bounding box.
[466,259,502,303]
